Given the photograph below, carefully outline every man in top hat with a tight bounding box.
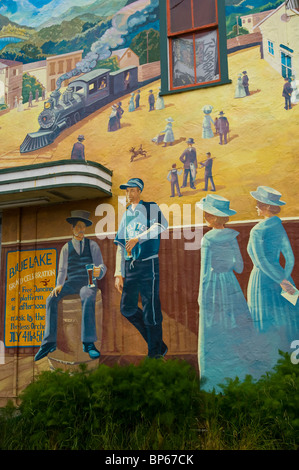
[199,152,216,192]
[135,90,141,109]
[34,210,107,361]
[148,90,155,111]
[71,135,85,160]
[179,138,198,189]
[242,71,250,96]
[218,112,229,145]
[282,77,293,110]
[114,178,168,358]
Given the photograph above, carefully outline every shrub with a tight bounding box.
[0,359,200,450]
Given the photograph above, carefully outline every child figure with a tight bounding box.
[167,164,183,197]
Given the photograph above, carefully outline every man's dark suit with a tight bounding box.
[180,147,197,189]
[200,158,215,191]
[71,142,85,160]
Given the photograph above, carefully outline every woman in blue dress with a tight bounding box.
[197,194,254,392]
[162,117,175,147]
[202,105,214,139]
[128,93,135,112]
[234,73,246,98]
[247,186,298,367]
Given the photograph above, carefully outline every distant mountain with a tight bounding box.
[36,0,128,30]
[0,0,128,29]
[225,0,284,15]
[0,13,26,30]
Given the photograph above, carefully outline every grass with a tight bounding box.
[0,351,298,450]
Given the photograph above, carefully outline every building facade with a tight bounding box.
[46,50,83,92]
[254,3,299,78]
[0,59,23,109]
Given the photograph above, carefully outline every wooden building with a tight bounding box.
[0,59,23,109]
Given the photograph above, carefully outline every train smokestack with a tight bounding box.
[51,89,61,107]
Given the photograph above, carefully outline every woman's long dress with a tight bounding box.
[198,228,254,392]
[247,217,298,367]
[163,123,175,143]
[291,79,299,104]
[202,114,214,139]
[128,96,135,112]
[156,93,165,110]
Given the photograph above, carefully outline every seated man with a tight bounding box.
[35,210,106,361]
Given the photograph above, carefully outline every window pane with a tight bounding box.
[169,0,192,33]
[195,29,219,83]
[171,35,195,87]
[193,0,217,28]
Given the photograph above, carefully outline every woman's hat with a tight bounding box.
[197,194,237,217]
[66,210,93,227]
[166,117,174,122]
[250,186,286,206]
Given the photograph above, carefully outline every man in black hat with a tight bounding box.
[218,112,229,145]
[34,210,107,361]
[282,77,293,110]
[179,138,197,189]
[71,135,85,160]
[199,152,216,191]
[148,90,155,111]
[242,71,250,96]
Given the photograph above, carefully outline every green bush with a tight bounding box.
[0,359,200,450]
[0,354,298,450]
[202,351,299,449]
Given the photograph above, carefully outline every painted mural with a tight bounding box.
[0,0,299,402]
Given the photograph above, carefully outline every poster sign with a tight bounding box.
[5,249,57,348]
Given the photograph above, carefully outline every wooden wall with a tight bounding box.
[1,219,299,404]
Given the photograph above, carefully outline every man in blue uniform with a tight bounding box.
[34,210,107,361]
[114,178,168,358]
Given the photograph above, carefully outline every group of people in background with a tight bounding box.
[234,70,250,98]
[197,186,299,392]
[167,138,216,197]
[201,105,230,145]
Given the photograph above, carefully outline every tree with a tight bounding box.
[22,73,44,104]
[20,43,42,60]
[130,29,160,65]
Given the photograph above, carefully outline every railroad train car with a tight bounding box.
[20,66,139,153]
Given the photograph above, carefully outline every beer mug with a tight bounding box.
[86,263,95,288]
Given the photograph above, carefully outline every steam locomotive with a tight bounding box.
[20,66,139,153]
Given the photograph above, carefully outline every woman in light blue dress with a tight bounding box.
[128,93,135,112]
[197,195,254,392]
[156,88,165,110]
[162,117,175,147]
[247,186,298,366]
[202,105,214,139]
[234,73,246,98]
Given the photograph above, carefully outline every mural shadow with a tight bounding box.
[129,154,151,163]
[154,137,186,147]
[227,134,239,143]
[180,184,226,196]
[249,89,261,96]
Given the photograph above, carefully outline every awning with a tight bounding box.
[0,160,112,209]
